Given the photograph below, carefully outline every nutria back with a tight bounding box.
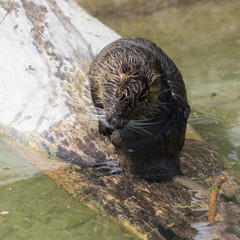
[88,37,190,179]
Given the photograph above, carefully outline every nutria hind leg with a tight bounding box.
[142,157,182,183]
[89,160,123,176]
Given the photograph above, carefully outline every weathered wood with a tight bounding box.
[208,176,227,222]
[1,0,240,239]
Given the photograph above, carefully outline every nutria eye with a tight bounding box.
[138,91,146,102]
[121,63,130,74]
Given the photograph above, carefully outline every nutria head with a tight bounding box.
[104,62,151,129]
[89,45,162,131]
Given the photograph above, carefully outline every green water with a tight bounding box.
[78,0,240,171]
[0,139,137,240]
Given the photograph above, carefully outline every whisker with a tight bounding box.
[127,125,156,138]
[126,126,144,136]
[125,127,136,139]
[129,120,164,126]
[79,112,107,124]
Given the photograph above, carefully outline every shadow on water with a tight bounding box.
[0,138,138,240]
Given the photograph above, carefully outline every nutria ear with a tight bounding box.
[149,74,161,86]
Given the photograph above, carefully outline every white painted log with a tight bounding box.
[0,0,119,134]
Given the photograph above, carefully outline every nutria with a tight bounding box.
[88,37,190,178]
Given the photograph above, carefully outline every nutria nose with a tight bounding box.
[107,116,125,129]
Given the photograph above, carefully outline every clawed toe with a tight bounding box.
[89,161,123,176]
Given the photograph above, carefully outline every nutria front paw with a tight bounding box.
[99,122,114,136]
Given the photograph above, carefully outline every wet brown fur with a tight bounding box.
[88,37,190,179]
